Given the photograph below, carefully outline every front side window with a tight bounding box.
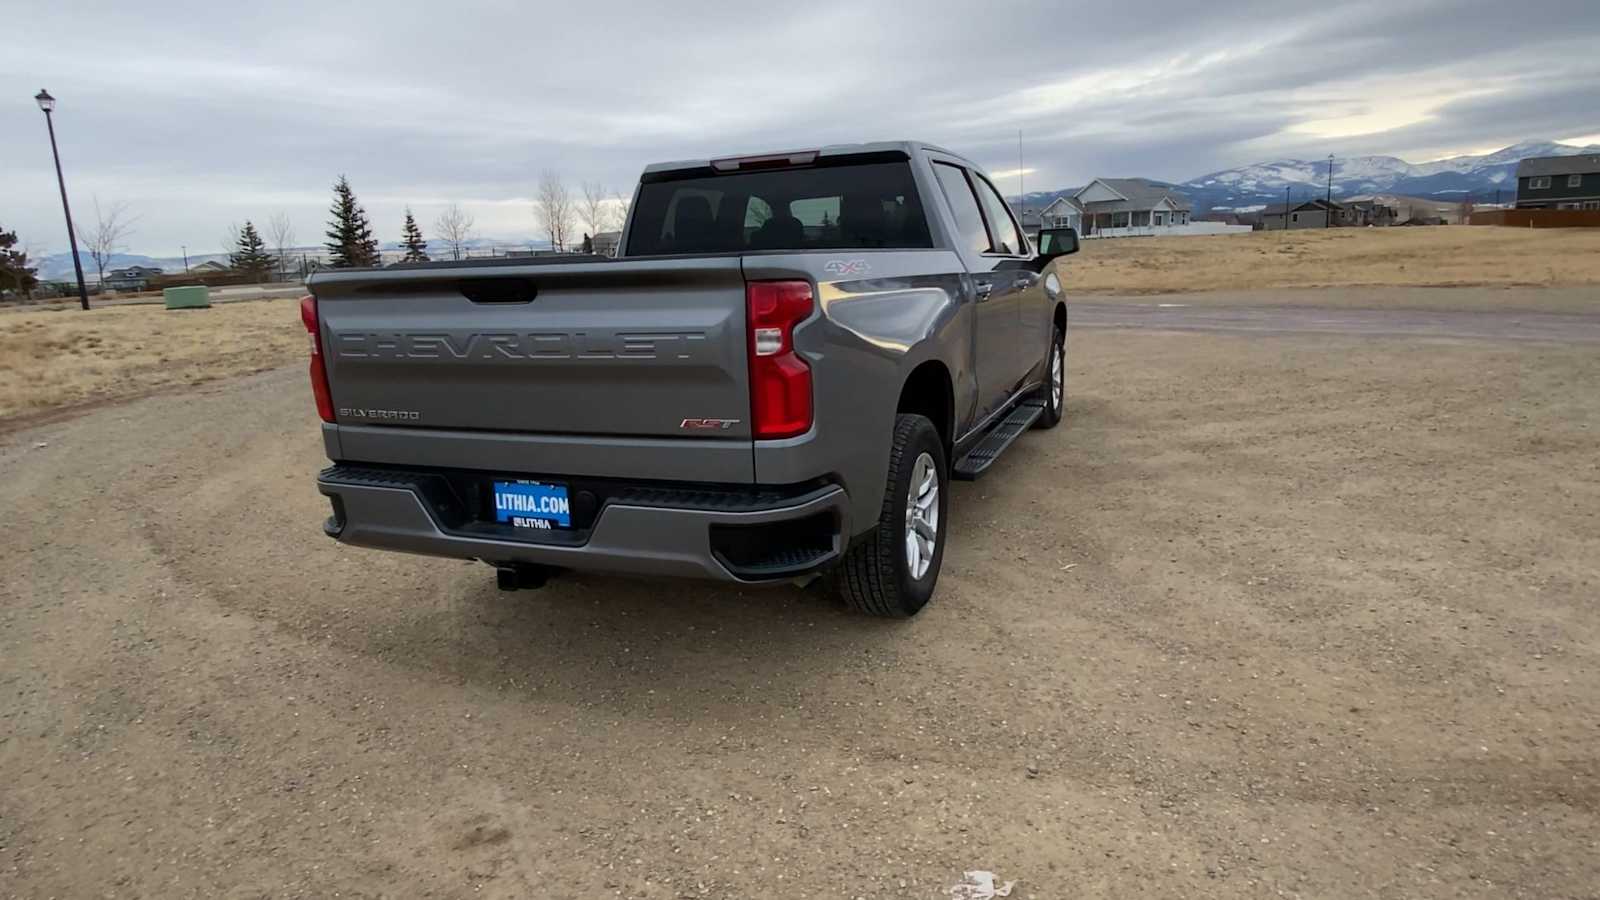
[932,163,990,257]
[972,175,1024,255]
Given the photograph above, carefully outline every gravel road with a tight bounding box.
[3,320,1597,898]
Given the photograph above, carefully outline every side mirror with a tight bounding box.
[1033,227,1079,270]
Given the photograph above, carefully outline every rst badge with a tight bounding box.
[680,418,741,431]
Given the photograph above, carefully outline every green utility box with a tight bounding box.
[163,286,211,309]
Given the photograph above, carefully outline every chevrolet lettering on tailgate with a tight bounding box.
[334,331,709,361]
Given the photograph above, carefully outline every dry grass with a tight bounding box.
[1063,225,1600,294]
[0,298,303,423]
[4,228,1598,423]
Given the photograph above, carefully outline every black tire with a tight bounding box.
[830,414,948,617]
[1034,323,1065,430]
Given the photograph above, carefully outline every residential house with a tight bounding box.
[1345,194,1465,225]
[103,265,164,291]
[192,260,230,273]
[1080,178,1192,234]
[1037,196,1082,233]
[590,230,622,256]
[1013,207,1044,240]
[1515,154,1600,209]
[1260,198,1345,230]
[1342,199,1397,227]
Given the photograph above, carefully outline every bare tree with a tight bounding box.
[221,222,242,258]
[609,190,632,232]
[81,198,136,286]
[433,204,475,260]
[580,181,610,241]
[533,171,575,252]
[268,212,296,280]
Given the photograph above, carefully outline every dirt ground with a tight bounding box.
[0,298,303,423]
[3,314,1597,898]
[1064,226,1600,295]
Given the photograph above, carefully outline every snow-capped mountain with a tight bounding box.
[1178,140,1598,213]
[1011,140,1600,215]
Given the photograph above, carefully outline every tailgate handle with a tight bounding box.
[458,278,538,304]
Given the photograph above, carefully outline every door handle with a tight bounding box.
[974,281,994,300]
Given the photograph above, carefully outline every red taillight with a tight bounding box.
[299,295,335,423]
[746,280,814,439]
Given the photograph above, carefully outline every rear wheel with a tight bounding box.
[1034,323,1065,430]
[830,414,947,617]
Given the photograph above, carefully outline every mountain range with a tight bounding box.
[1015,140,1600,215]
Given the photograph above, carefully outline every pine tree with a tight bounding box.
[324,175,380,267]
[230,220,275,280]
[0,226,38,296]
[400,208,430,263]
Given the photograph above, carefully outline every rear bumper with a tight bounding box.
[316,465,848,583]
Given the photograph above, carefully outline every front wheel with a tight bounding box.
[1034,323,1065,429]
[830,414,948,617]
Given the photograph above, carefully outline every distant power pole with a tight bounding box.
[1325,154,1334,228]
[1284,184,1291,233]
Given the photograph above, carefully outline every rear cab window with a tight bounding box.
[626,155,933,256]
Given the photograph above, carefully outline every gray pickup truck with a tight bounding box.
[305,141,1079,616]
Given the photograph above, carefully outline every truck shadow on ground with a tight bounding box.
[386,408,1099,718]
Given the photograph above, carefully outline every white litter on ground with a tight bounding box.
[1157,303,1189,308]
[949,870,1015,899]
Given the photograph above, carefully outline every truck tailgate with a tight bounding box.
[310,257,751,441]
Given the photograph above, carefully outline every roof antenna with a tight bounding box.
[1018,129,1025,222]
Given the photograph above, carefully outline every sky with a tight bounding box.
[4,0,1599,257]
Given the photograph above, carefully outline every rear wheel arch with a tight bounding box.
[897,360,954,460]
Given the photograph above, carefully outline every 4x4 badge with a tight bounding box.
[823,259,869,276]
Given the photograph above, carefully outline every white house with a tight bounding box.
[1037,195,1083,232]
[1039,178,1194,236]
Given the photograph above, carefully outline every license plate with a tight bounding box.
[492,480,571,530]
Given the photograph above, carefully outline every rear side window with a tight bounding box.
[933,163,989,257]
[627,160,932,255]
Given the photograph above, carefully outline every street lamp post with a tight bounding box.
[34,89,91,311]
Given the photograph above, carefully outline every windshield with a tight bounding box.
[626,159,933,256]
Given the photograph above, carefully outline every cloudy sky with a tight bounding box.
[4,0,1598,256]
